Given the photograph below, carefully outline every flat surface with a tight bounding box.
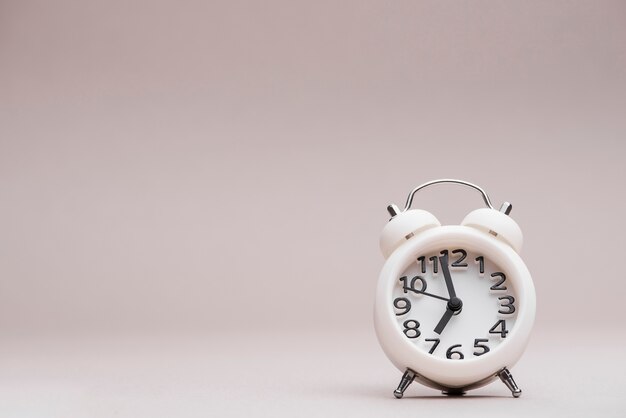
[1,330,623,418]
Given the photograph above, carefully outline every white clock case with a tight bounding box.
[374,224,536,389]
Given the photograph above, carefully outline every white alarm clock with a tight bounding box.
[374,179,536,398]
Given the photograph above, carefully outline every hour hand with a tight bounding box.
[433,297,463,335]
[434,308,454,335]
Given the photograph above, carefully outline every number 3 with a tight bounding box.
[498,296,515,314]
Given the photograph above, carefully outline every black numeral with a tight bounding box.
[403,320,421,338]
[475,256,484,275]
[489,320,509,338]
[425,338,440,354]
[490,272,507,291]
[498,296,515,314]
[417,256,426,273]
[446,344,464,359]
[473,338,490,356]
[393,297,411,316]
[399,276,427,294]
[451,249,468,268]
[428,256,439,274]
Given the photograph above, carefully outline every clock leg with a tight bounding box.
[393,369,416,399]
[497,368,522,398]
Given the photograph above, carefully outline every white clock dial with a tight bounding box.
[391,248,517,360]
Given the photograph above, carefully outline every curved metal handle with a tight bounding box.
[403,179,494,211]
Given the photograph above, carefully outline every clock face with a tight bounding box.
[392,247,518,360]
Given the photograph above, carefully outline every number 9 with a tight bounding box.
[393,297,411,316]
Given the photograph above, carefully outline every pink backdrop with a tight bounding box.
[1,1,625,416]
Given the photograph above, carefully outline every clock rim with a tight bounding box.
[374,225,536,388]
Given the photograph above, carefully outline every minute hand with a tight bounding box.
[405,286,450,302]
[440,252,456,298]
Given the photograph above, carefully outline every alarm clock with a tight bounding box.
[374,179,536,398]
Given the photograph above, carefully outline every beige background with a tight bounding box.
[1,1,625,417]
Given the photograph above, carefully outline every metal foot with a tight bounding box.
[394,369,416,399]
[497,368,522,398]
